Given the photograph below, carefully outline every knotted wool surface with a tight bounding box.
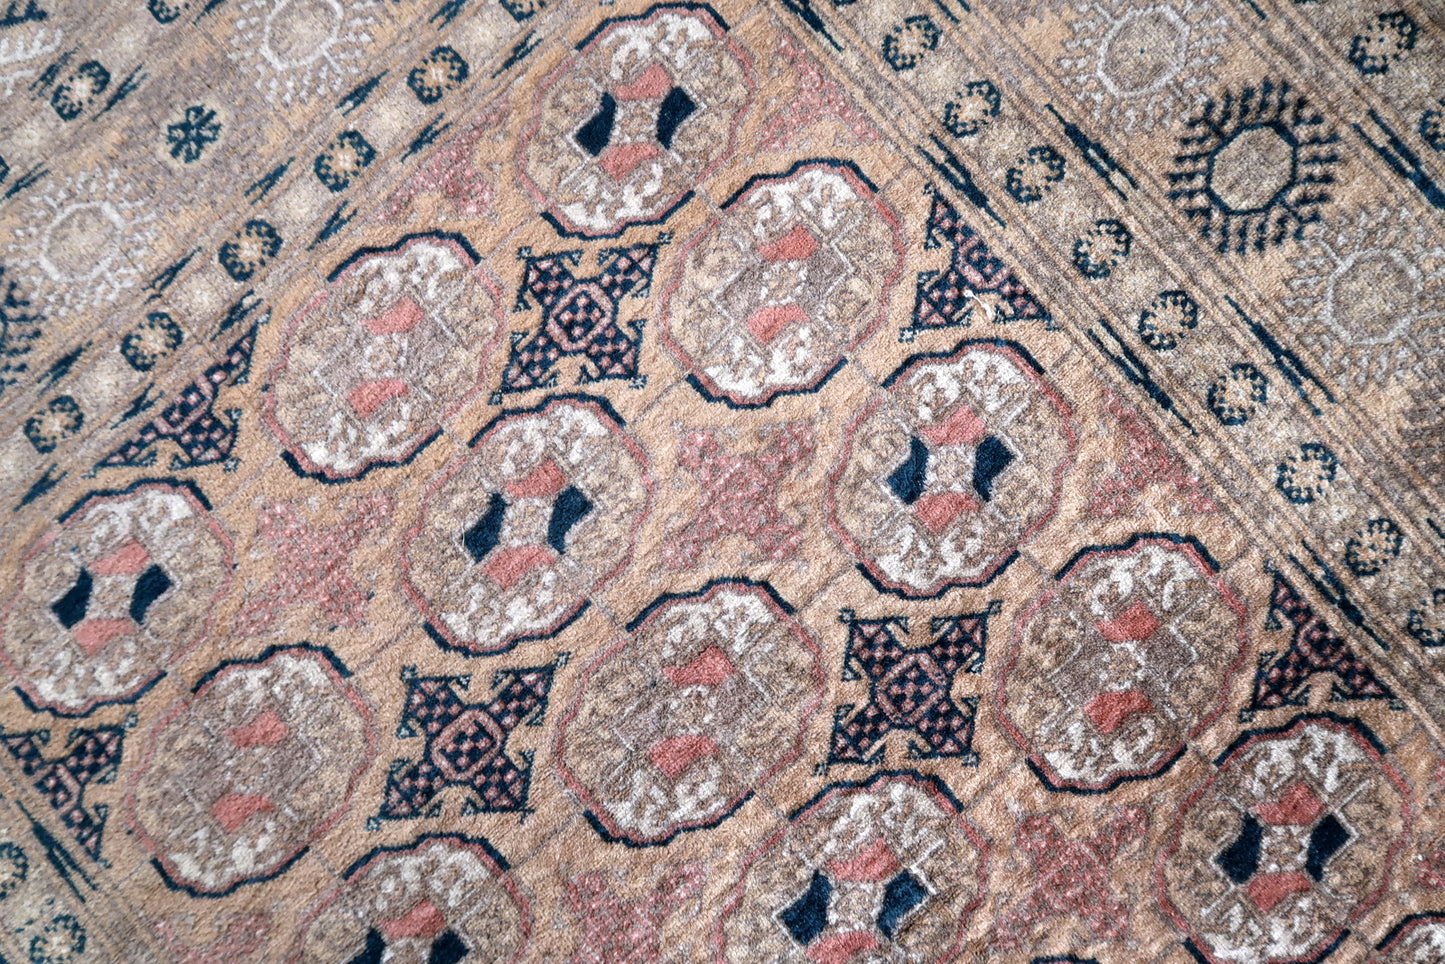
[0,0,1444,961]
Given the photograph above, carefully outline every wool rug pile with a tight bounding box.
[0,0,1443,960]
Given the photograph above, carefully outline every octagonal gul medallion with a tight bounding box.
[555,579,825,846]
[1158,715,1409,964]
[264,232,506,481]
[290,834,530,964]
[660,160,905,407]
[402,395,652,655]
[516,3,754,237]
[998,533,1249,792]
[126,645,374,896]
[0,481,233,716]
[827,339,1076,597]
[716,772,987,963]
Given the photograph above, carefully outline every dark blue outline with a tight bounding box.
[340,831,511,879]
[719,157,879,208]
[151,847,312,901]
[1185,928,1347,964]
[324,231,480,283]
[540,193,695,241]
[574,2,730,50]
[577,578,801,847]
[853,553,1019,600]
[1027,747,1186,795]
[684,361,846,410]
[789,769,966,821]
[14,673,166,719]
[1213,711,1386,766]
[191,641,352,694]
[422,599,589,658]
[880,336,1046,389]
[467,392,628,447]
[625,576,795,632]
[1377,911,1445,950]
[279,432,441,485]
[1054,531,1222,581]
[58,477,213,522]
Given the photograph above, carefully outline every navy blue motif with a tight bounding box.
[1,725,123,862]
[1072,219,1131,278]
[51,61,108,120]
[376,657,564,822]
[408,46,469,104]
[1005,145,1065,204]
[1207,363,1268,426]
[1136,290,1198,351]
[780,871,831,944]
[165,105,221,163]
[97,323,256,470]
[906,193,1051,338]
[23,395,82,453]
[881,15,939,72]
[495,240,666,396]
[827,606,994,767]
[1421,102,1445,151]
[941,81,999,139]
[1275,442,1337,504]
[0,264,42,399]
[1168,79,1338,255]
[218,220,282,282]
[1247,572,1394,712]
[314,131,375,193]
[1344,519,1403,577]
[119,312,183,371]
[1349,11,1417,75]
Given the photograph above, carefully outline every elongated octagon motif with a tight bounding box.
[717,771,987,963]
[827,339,1076,597]
[997,533,1250,792]
[402,395,652,655]
[1158,715,1409,964]
[555,578,825,846]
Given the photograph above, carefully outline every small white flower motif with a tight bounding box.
[1058,0,1228,134]
[228,0,380,107]
[0,15,62,100]
[8,168,159,319]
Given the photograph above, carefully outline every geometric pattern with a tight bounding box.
[829,339,1076,597]
[556,579,824,846]
[998,534,1249,793]
[906,192,1052,339]
[516,4,753,237]
[993,804,1150,950]
[563,863,704,964]
[126,645,374,897]
[663,420,814,569]
[264,233,506,482]
[661,159,904,407]
[498,240,666,395]
[0,480,233,717]
[718,771,986,962]
[378,659,560,820]
[1,724,123,862]
[1247,571,1395,713]
[1159,715,1410,964]
[402,395,652,656]
[97,323,257,471]
[827,607,993,767]
[293,834,531,964]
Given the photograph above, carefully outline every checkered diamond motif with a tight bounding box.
[827,606,994,767]
[378,657,562,821]
[2,725,123,861]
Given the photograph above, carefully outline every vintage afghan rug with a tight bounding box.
[1,0,1444,960]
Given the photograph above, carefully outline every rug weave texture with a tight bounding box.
[1,0,1444,960]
